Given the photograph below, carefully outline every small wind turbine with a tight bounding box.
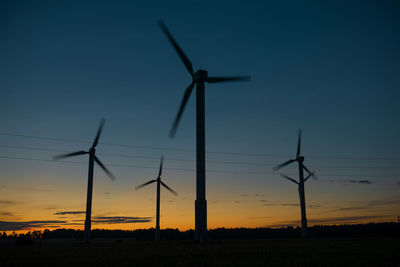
[273,129,316,239]
[135,156,177,241]
[158,20,250,242]
[53,119,115,243]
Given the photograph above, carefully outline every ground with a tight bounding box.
[0,238,399,266]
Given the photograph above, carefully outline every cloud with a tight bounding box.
[346,180,373,184]
[338,206,369,211]
[309,215,386,224]
[335,199,400,212]
[0,211,13,216]
[240,194,248,197]
[281,203,299,207]
[104,192,111,195]
[259,200,271,203]
[0,220,66,231]
[0,200,17,206]
[54,211,86,216]
[92,216,152,224]
[268,215,387,228]
[368,199,400,206]
[247,216,271,219]
[0,216,152,230]
[15,187,56,192]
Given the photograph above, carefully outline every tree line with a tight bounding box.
[1,222,399,242]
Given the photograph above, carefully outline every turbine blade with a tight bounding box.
[169,82,195,138]
[158,155,164,177]
[280,174,298,184]
[158,20,194,76]
[273,159,296,171]
[135,180,157,190]
[302,164,312,176]
[94,156,116,181]
[160,180,178,196]
[296,128,302,157]
[206,76,251,83]
[92,118,105,148]
[53,150,88,160]
[303,165,317,181]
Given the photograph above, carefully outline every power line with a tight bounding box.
[0,155,398,178]
[1,132,399,160]
[1,144,399,170]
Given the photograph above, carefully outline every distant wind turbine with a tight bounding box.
[273,129,316,239]
[158,20,250,242]
[53,119,116,243]
[135,156,177,241]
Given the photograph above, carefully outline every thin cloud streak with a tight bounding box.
[0,216,152,230]
[92,216,152,224]
[334,199,400,212]
[268,215,388,228]
[346,180,373,184]
[0,200,18,206]
[0,220,67,231]
[15,187,57,192]
[54,211,86,215]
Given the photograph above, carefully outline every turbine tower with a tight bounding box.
[135,156,177,241]
[53,119,116,243]
[273,129,316,239]
[158,20,250,242]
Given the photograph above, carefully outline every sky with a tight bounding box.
[0,0,399,232]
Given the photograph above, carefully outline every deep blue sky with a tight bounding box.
[0,0,399,230]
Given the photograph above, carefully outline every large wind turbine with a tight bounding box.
[135,156,177,241]
[273,129,316,239]
[53,119,116,243]
[158,20,250,242]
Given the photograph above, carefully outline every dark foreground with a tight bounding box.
[1,238,399,266]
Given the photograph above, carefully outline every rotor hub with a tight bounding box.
[193,69,208,82]
[297,156,304,162]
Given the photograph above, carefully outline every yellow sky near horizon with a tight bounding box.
[1,162,399,234]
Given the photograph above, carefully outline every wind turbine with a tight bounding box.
[135,156,177,241]
[273,129,316,239]
[53,119,116,243]
[158,20,250,242]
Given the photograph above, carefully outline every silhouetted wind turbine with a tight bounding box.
[273,129,316,239]
[158,20,250,242]
[135,156,177,241]
[53,119,115,243]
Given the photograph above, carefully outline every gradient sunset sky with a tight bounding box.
[0,0,399,232]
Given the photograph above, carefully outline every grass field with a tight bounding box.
[1,238,399,266]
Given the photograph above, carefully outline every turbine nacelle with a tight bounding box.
[193,70,208,82]
[273,129,316,182]
[52,119,116,181]
[135,156,178,196]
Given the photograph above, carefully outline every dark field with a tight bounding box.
[1,238,399,266]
